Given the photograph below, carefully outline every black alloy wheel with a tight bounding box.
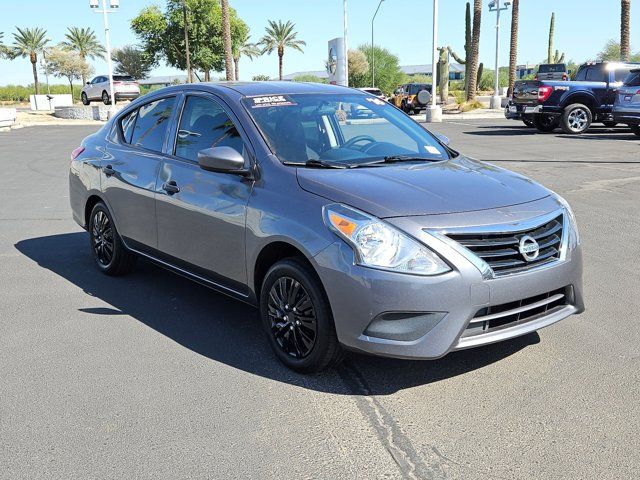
[260,258,342,373]
[88,202,136,276]
[533,114,559,133]
[267,276,317,359]
[630,124,640,137]
[91,209,114,267]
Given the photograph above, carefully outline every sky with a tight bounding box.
[0,0,638,85]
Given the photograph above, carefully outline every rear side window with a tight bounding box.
[586,68,606,82]
[129,97,175,152]
[573,67,587,81]
[175,95,244,162]
[120,109,138,143]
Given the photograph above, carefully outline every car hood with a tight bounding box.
[296,156,551,218]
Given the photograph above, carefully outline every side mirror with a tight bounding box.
[198,146,248,174]
[86,82,91,85]
[434,133,450,146]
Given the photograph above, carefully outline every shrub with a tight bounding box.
[458,99,484,112]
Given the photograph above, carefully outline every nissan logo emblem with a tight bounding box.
[518,235,540,261]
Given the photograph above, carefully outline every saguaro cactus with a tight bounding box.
[547,12,565,64]
[437,47,450,103]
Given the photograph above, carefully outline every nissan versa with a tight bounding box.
[69,82,584,372]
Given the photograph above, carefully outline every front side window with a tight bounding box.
[175,95,243,162]
[242,93,450,166]
[129,97,175,152]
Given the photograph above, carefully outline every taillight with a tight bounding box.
[562,74,568,81]
[71,146,85,160]
[113,81,122,85]
[538,86,553,102]
[534,75,538,80]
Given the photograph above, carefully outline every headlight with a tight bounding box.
[323,204,451,276]
[555,194,580,245]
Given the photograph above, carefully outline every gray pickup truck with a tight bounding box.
[535,63,569,81]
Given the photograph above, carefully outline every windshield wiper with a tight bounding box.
[283,159,349,169]
[353,155,440,167]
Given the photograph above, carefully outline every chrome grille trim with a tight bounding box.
[469,292,565,324]
[439,210,567,277]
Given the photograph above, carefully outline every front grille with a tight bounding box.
[461,287,569,338]
[448,215,563,276]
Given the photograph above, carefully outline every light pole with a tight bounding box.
[488,0,510,109]
[425,0,441,122]
[371,0,384,88]
[90,0,119,118]
[343,0,348,86]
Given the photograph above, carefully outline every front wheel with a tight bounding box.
[260,258,343,373]
[561,103,592,134]
[533,114,559,133]
[88,202,136,276]
[630,124,640,137]
[602,121,618,128]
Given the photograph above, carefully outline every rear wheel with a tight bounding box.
[522,119,535,128]
[561,103,592,134]
[102,91,111,105]
[630,124,640,137]
[88,202,136,276]
[260,258,343,373]
[602,121,618,128]
[81,92,89,105]
[533,114,559,133]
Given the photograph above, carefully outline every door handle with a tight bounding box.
[102,164,116,176]
[162,180,180,195]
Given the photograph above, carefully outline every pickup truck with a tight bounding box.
[505,61,640,134]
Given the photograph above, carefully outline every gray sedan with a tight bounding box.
[69,82,584,372]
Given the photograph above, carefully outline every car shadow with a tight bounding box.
[466,124,637,139]
[15,232,539,396]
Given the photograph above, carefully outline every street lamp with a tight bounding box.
[488,0,510,109]
[371,0,385,88]
[90,0,119,118]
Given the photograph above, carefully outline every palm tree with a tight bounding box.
[12,27,49,95]
[621,0,631,61]
[233,33,260,81]
[221,0,234,81]
[258,20,306,81]
[507,0,519,97]
[466,0,482,100]
[61,27,105,84]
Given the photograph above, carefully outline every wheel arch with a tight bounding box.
[84,194,105,229]
[560,92,597,111]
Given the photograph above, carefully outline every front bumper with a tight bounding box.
[312,197,584,360]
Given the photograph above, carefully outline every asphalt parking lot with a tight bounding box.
[1,119,639,479]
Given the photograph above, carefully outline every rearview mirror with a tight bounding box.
[434,133,450,146]
[198,146,248,174]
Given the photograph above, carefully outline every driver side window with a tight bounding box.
[175,96,244,162]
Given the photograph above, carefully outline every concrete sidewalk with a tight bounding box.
[416,108,506,122]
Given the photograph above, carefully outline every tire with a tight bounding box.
[102,90,111,105]
[561,103,592,134]
[522,119,535,128]
[602,121,618,128]
[81,92,89,105]
[401,101,408,113]
[533,114,559,133]
[88,202,136,276]
[630,124,640,137]
[260,258,343,373]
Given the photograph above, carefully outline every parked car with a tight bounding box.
[391,83,432,114]
[506,61,640,133]
[535,63,569,81]
[357,87,388,102]
[81,75,140,105]
[613,68,640,136]
[70,82,584,372]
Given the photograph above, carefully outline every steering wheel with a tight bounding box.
[342,135,377,150]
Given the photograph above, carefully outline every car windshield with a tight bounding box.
[538,64,566,73]
[242,93,450,166]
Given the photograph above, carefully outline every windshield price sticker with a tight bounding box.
[249,95,297,108]
[365,97,385,106]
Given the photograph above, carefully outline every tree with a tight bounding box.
[131,0,248,81]
[507,0,519,97]
[347,49,369,87]
[466,0,482,100]
[221,0,234,80]
[597,39,640,62]
[621,0,631,61]
[357,44,403,96]
[45,48,93,94]
[61,27,105,84]
[0,32,8,59]
[293,74,326,83]
[12,27,49,94]
[252,74,270,81]
[232,32,260,81]
[112,45,155,79]
[258,20,305,81]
